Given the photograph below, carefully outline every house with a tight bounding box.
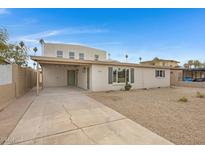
[140,57,180,68]
[31,42,171,93]
[183,68,205,81]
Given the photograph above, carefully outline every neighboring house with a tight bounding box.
[31,42,171,92]
[140,57,180,68]
[183,68,205,80]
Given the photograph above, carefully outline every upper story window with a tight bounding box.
[79,53,84,60]
[155,70,165,78]
[69,52,75,59]
[57,50,63,58]
[94,55,99,61]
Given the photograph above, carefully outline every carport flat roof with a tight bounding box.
[31,56,170,69]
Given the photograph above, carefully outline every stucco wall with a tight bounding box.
[43,43,107,61]
[43,64,88,89]
[77,67,87,89]
[0,64,36,110]
[176,81,205,88]
[90,65,170,91]
[0,83,15,110]
[0,64,12,85]
[170,69,183,86]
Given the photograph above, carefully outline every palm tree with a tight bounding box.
[193,60,201,68]
[19,41,25,48]
[33,47,38,56]
[125,54,128,62]
[108,53,111,60]
[188,60,194,69]
[183,63,189,69]
[39,39,44,45]
[139,57,142,63]
[33,62,36,69]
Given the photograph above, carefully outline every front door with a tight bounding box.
[67,70,76,86]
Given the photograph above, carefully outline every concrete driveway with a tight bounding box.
[4,87,172,144]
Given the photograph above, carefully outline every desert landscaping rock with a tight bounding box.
[87,87,205,144]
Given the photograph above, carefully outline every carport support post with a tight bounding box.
[36,62,39,96]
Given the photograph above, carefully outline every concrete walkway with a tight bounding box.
[3,87,172,145]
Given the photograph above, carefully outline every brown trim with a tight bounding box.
[31,56,171,69]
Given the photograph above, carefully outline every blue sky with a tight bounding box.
[0,8,205,66]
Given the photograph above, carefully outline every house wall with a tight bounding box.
[77,66,87,89]
[170,69,183,86]
[43,43,107,61]
[42,64,89,89]
[141,61,178,68]
[90,64,170,91]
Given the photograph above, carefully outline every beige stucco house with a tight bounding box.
[140,57,180,68]
[32,42,171,92]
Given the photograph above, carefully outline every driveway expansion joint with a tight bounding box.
[62,104,98,144]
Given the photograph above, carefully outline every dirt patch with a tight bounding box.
[86,87,205,145]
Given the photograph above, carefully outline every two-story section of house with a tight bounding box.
[32,41,171,93]
[42,42,107,61]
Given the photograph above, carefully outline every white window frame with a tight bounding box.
[155,69,165,78]
[79,53,85,60]
[112,67,130,84]
[69,51,75,59]
[57,50,63,58]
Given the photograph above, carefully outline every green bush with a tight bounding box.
[196,92,204,98]
[178,97,188,102]
[124,83,132,91]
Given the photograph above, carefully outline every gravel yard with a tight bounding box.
[86,87,205,145]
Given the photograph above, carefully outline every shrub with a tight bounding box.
[196,92,204,98]
[178,97,188,102]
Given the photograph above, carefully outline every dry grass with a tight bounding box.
[86,87,205,145]
[178,97,188,102]
[196,91,204,98]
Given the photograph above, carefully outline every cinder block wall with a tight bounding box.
[0,64,36,110]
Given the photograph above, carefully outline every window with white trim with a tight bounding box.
[69,52,75,59]
[108,67,131,84]
[79,53,84,60]
[57,50,63,58]
[155,70,165,78]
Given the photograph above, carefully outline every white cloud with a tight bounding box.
[12,26,108,44]
[0,9,10,15]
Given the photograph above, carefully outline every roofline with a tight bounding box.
[31,56,170,69]
[141,59,180,63]
[44,42,107,53]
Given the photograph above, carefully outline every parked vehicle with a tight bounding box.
[193,78,205,82]
[184,77,193,82]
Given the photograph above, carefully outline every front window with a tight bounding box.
[94,55,99,61]
[113,69,117,83]
[69,52,75,59]
[108,67,131,84]
[57,50,63,58]
[155,70,165,78]
[79,53,84,60]
[117,68,126,83]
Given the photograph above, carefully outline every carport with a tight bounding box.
[32,56,92,95]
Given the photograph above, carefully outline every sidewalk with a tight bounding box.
[0,89,36,144]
